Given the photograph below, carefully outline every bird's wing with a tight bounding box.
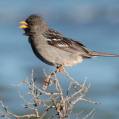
[43,29,91,58]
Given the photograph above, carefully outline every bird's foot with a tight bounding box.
[56,65,64,73]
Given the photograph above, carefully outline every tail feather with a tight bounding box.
[90,51,119,57]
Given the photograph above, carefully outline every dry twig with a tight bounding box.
[0,68,97,119]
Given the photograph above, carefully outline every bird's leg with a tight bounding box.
[55,65,64,73]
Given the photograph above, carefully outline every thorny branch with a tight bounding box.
[0,68,97,119]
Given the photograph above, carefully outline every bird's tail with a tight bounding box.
[90,51,119,57]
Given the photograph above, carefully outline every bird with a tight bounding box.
[19,14,119,69]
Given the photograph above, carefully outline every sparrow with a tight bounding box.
[19,14,119,67]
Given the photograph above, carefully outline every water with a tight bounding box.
[0,0,119,119]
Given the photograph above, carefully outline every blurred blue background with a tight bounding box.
[0,0,119,119]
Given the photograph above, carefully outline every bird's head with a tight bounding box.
[19,14,48,35]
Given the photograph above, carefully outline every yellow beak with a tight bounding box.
[19,21,28,29]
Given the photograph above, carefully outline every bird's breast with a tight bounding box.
[29,35,84,66]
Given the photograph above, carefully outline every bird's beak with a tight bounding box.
[19,21,28,29]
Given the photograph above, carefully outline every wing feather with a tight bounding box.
[43,29,91,57]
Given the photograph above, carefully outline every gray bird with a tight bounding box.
[20,14,119,67]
